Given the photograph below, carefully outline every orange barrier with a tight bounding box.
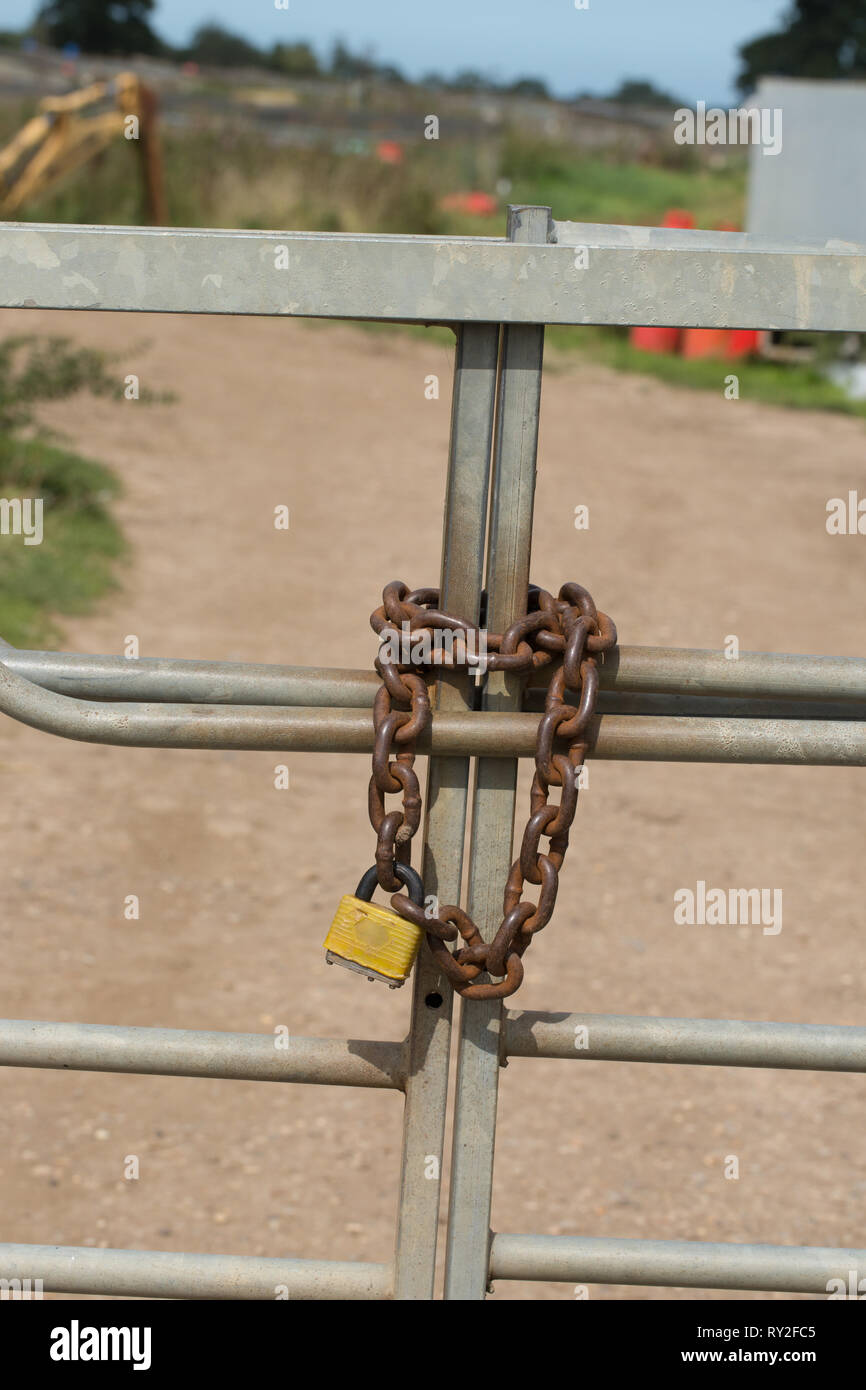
[376,140,403,164]
[681,326,731,359]
[727,328,762,359]
[440,191,499,217]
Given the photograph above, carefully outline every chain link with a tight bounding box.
[368,579,617,999]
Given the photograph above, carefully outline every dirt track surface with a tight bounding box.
[0,311,864,1301]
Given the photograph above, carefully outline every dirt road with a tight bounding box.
[1,310,864,1300]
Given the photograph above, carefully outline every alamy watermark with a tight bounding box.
[674,102,782,157]
[826,490,866,535]
[1,1276,43,1299]
[378,621,489,676]
[674,880,782,935]
[827,1270,866,1299]
[50,1320,151,1370]
[0,497,43,545]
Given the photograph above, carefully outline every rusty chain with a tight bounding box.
[367,579,617,1001]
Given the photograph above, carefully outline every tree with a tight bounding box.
[604,78,682,108]
[269,42,320,79]
[35,0,161,56]
[507,77,551,100]
[184,23,263,68]
[329,39,375,80]
[449,69,495,92]
[738,0,866,91]
[327,40,405,84]
[375,64,407,86]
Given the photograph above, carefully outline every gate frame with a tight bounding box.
[0,206,865,1300]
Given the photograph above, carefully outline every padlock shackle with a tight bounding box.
[355,863,425,908]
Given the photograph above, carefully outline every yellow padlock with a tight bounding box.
[324,863,425,987]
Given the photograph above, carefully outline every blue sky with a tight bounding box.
[6,0,790,103]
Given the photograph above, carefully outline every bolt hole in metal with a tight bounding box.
[425,992,444,1009]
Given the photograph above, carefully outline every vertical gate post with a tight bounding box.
[444,206,551,1300]
[392,323,500,1298]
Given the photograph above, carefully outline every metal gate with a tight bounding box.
[1,206,865,1300]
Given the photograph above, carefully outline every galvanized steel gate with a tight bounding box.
[1,207,866,1300]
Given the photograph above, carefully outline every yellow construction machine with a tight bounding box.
[0,71,167,222]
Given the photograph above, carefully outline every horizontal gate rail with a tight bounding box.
[0,1020,404,1088]
[0,1243,391,1300]
[0,660,864,763]
[488,1234,866,1295]
[2,1232,862,1298]
[578,694,864,721]
[601,647,866,703]
[2,221,866,330]
[505,1011,866,1072]
[3,645,866,706]
[1,651,381,707]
